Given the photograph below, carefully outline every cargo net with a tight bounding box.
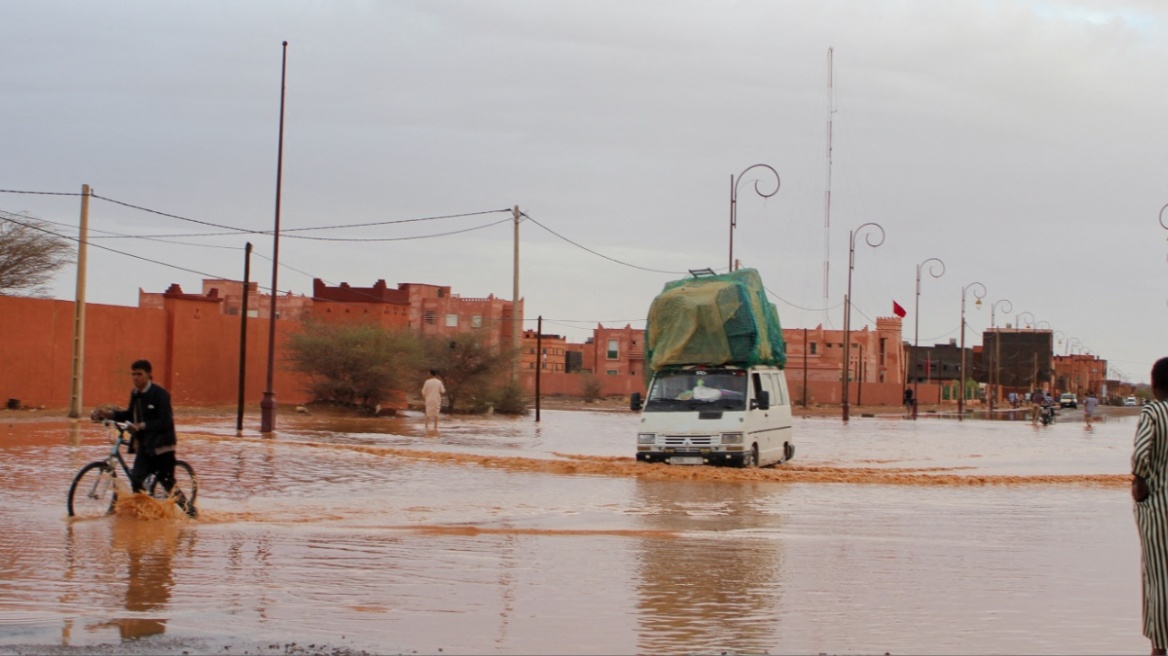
[645,268,786,373]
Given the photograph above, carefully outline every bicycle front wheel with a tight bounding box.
[68,461,117,518]
[149,460,198,514]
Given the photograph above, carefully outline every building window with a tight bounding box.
[445,314,458,327]
[607,339,619,360]
[471,315,482,328]
[810,343,817,355]
[607,370,619,375]
[424,311,436,325]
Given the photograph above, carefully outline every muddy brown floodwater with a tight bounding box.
[0,407,1147,654]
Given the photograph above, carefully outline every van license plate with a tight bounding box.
[671,456,703,465]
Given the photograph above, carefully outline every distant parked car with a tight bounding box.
[1126,396,1139,407]
[1059,393,1078,409]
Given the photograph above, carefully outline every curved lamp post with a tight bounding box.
[911,257,945,420]
[1162,204,1168,305]
[988,299,1012,414]
[958,282,986,420]
[1015,311,1035,329]
[260,40,290,434]
[841,222,885,422]
[729,164,780,271]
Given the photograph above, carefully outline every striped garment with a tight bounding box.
[1134,400,1168,648]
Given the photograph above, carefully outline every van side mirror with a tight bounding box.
[753,390,770,411]
[630,392,642,411]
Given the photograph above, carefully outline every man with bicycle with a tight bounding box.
[91,359,191,516]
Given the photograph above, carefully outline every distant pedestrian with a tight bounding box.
[1008,391,1018,408]
[1084,391,1099,428]
[903,387,914,413]
[1133,357,1168,654]
[421,370,446,433]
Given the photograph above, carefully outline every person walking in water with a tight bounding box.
[421,370,446,433]
[1084,390,1099,429]
[1133,357,1168,654]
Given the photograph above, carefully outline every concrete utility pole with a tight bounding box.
[68,184,91,419]
[512,205,521,380]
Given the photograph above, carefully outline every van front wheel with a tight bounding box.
[741,445,758,469]
[783,441,795,463]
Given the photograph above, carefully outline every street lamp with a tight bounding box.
[1035,320,1051,330]
[728,164,780,271]
[842,222,885,422]
[988,299,1012,415]
[911,257,945,420]
[1015,311,1035,329]
[260,40,289,434]
[958,282,986,420]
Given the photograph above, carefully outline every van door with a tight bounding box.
[747,371,772,464]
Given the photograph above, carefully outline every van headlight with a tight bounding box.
[638,433,656,445]
[720,432,743,445]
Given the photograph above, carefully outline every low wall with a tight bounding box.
[520,370,646,399]
[520,371,946,409]
[0,295,311,409]
[787,380,945,407]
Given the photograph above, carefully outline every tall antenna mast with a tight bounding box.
[823,47,834,299]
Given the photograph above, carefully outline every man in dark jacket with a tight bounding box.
[92,359,187,514]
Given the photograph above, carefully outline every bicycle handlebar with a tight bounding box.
[100,419,134,442]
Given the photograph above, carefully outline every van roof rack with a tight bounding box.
[688,268,717,278]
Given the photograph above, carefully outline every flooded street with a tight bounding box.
[0,407,1146,654]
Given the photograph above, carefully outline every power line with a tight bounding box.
[765,286,841,313]
[90,192,514,241]
[0,189,82,197]
[0,210,228,281]
[520,207,691,271]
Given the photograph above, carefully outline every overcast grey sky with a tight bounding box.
[3,1,1165,384]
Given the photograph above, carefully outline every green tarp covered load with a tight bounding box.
[645,268,786,373]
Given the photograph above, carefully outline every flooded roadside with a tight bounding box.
[0,408,1146,654]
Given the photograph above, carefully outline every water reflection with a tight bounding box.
[59,518,193,644]
[112,520,177,638]
[634,478,785,654]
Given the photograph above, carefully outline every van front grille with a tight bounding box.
[663,435,714,449]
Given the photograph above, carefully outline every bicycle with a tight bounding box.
[67,420,198,519]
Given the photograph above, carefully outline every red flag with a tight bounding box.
[893,301,907,318]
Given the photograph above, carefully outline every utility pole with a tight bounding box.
[512,205,521,381]
[68,184,91,419]
[236,242,252,433]
[535,316,542,423]
[802,328,808,407]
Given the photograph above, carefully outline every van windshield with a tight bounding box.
[644,370,747,412]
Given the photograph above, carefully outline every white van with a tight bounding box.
[632,364,794,467]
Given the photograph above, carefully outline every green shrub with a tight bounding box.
[489,380,529,415]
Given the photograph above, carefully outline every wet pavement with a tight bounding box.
[0,406,1146,654]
